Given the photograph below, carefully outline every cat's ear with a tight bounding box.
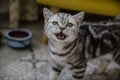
[43,8,54,23]
[73,12,85,26]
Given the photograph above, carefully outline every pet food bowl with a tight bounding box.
[5,29,32,48]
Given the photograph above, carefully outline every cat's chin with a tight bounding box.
[55,32,67,40]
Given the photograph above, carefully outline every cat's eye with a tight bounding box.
[52,21,58,25]
[66,23,73,27]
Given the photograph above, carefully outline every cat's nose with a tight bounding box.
[60,27,65,30]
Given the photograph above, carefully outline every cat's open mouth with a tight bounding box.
[55,32,67,40]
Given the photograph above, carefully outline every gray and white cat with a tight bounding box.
[43,8,120,80]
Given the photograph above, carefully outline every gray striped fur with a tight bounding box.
[43,8,120,80]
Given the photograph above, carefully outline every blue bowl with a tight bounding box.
[5,29,32,48]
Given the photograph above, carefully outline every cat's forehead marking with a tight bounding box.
[54,13,72,24]
[57,13,70,20]
[56,13,72,24]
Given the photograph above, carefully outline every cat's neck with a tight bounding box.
[48,38,81,52]
[48,40,70,50]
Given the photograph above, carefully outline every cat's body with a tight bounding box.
[80,22,120,63]
[43,8,120,80]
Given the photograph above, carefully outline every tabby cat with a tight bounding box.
[43,8,120,80]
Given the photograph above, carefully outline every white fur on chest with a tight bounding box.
[49,41,71,54]
[50,51,68,67]
[49,42,69,66]
[50,42,64,52]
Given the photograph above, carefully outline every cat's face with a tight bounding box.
[43,8,84,43]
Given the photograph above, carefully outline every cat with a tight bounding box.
[43,8,120,80]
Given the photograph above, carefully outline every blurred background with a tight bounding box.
[0,0,120,80]
[0,0,119,28]
[0,0,119,43]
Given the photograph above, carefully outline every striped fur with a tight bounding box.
[43,8,120,80]
[80,22,120,63]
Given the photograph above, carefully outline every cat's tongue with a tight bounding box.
[56,32,66,40]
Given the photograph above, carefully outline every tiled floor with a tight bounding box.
[0,44,50,80]
[0,15,53,80]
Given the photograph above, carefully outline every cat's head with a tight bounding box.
[43,8,84,43]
